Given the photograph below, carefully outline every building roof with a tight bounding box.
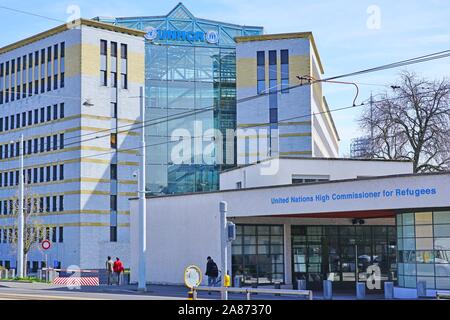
[235,32,324,74]
[219,156,413,174]
[108,2,264,31]
[0,18,146,55]
[133,171,450,200]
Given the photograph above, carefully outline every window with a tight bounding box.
[59,134,64,149]
[111,102,117,118]
[100,71,107,86]
[46,166,51,182]
[52,227,57,243]
[28,110,32,126]
[236,181,242,189]
[59,164,64,180]
[257,51,265,94]
[52,196,57,212]
[52,135,57,150]
[59,195,64,211]
[100,40,107,86]
[46,105,51,121]
[45,196,50,212]
[120,44,127,59]
[121,73,127,89]
[59,226,63,243]
[110,133,117,149]
[60,103,65,119]
[100,40,107,56]
[110,226,117,242]
[280,49,289,93]
[46,136,51,152]
[34,109,38,124]
[111,164,117,180]
[110,195,117,211]
[40,137,45,153]
[111,72,117,88]
[232,224,285,285]
[53,104,58,120]
[40,107,45,123]
[52,165,57,181]
[39,167,44,183]
[111,42,117,57]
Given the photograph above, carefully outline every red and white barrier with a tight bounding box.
[53,277,99,286]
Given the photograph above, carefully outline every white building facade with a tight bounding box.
[236,33,340,165]
[130,158,450,298]
[0,19,145,271]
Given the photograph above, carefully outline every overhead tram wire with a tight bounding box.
[2,6,450,144]
[73,89,442,161]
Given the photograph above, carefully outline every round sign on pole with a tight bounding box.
[41,240,51,251]
[184,265,202,289]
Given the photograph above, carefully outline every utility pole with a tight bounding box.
[219,201,228,300]
[17,134,24,278]
[138,86,147,292]
[369,92,374,157]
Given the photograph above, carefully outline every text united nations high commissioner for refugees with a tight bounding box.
[271,187,437,204]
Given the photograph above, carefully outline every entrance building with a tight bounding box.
[129,157,450,298]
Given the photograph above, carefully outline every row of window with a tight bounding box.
[0,134,65,160]
[0,164,64,188]
[0,103,64,133]
[100,40,128,89]
[0,195,64,215]
[0,42,65,105]
[256,49,289,95]
[0,226,64,243]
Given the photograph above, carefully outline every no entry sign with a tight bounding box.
[41,240,52,251]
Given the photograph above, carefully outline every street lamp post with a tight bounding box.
[17,134,25,278]
[138,86,147,292]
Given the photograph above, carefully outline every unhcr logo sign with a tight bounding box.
[144,26,219,44]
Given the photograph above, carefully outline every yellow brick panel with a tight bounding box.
[81,43,100,77]
[237,58,257,89]
[65,44,81,77]
[128,52,145,84]
[289,55,310,85]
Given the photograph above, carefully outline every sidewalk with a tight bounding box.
[0,281,389,300]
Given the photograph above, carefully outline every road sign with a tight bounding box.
[41,240,51,251]
[184,265,202,289]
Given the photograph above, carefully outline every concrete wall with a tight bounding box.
[220,158,414,190]
[130,172,450,285]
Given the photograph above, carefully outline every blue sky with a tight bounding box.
[1,0,450,155]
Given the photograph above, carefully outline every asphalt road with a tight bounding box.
[0,282,186,300]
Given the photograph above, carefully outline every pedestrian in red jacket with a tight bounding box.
[113,257,125,285]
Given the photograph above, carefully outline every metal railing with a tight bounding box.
[436,291,450,300]
[192,286,313,300]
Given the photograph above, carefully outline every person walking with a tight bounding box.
[113,257,125,286]
[205,256,219,294]
[105,256,114,285]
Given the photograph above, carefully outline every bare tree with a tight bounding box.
[9,187,45,277]
[359,71,450,172]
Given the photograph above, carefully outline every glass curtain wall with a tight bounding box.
[291,225,396,289]
[397,211,450,290]
[146,44,236,194]
[232,224,285,285]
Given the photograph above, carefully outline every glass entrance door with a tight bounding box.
[291,225,396,290]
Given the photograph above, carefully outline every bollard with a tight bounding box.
[252,282,258,295]
[323,280,332,300]
[356,282,366,300]
[234,275,243,288]
[9,269,15,279]
[274,281,281,296]
[297,279,307,290]
[417,281,427,298]
[384,282,394,300]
